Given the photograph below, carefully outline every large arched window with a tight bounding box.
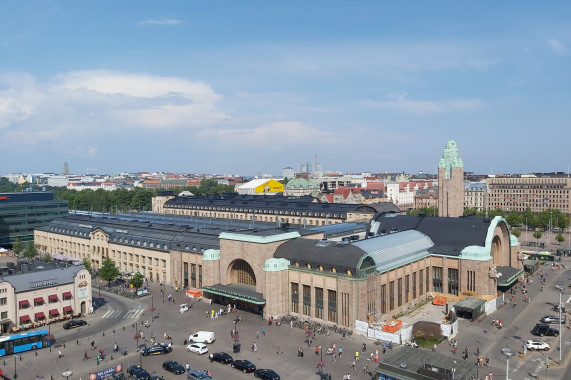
[230,260,256,286]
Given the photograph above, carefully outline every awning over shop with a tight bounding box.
[496,266,524,287]
[35,312,46,320]
[19,315,31,323]
[62,291,72,299]
[18,300,30,307]
[63,306,73,314]
[34,297,44,304]
[49,309,60,316]
[202,283,266,305]
[48,294,58,301]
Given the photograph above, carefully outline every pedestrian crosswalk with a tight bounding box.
[100,309,145,319]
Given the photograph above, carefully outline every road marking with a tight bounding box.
[124,309,144,319]
[100,309,143,319]
[566,295,571,304]
[101,310,114,318]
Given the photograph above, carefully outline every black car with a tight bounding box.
[254,369,280,380]
[532,323,559,337]
[162,360,185,375]
[209,352,233,364]
[62,320,87,329]
[127,365,152,380]
[231,360,256,373]
[141,344,172,356]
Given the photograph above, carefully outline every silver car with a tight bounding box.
[540,315,567,324]
[524,340,550,351]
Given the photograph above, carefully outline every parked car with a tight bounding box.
[524,340,550,351]
[254,368,281,380]
[141,344,172,356]
[209,352,233,364]
[186,343,209,355]
[541,315,567,324]
[532,323,559,337]
[127,365,152,380]
[231,359,256,373]
[63,320,87,329]
[187,369,212,380]
[188,331,215,344]
[162,360,186,375]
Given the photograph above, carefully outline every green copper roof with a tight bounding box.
[285,176,319,189]
[438,140,464,179]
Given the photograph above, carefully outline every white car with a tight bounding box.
[180,304,189,314]
[524,340,550,351]
[186,343,209,355]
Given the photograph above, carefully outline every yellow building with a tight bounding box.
[236,179,284,195]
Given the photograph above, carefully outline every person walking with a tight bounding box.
[91,340,95,350]
[355,351,359,361]
[339,346,343,358]
[315,346,320,356]
[58,349,62,359]
[83,351,88,361]
[351,360,356,371]
[262,327,266,336]
[256,330,259,339]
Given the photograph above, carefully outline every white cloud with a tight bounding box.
[361,93,484,113]
[137,19,182,26]
[213,121,338,146]
[548,38,567,54]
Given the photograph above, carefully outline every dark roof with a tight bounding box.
[274,238,366,274]
[369,214,495,256]
[157,190,175,196]
[164,193,362,216]
[359,202,403,214]
[1,264,86,293]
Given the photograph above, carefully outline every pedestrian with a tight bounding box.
[364,363,368,374]
[186,363,190,371]
[362,342,366,352]
[251,342,255,352]
[298,346,302,357]
[355,351,359,361]
[389,341,393,350]
[256,330,259,339]
[432,344,437,352]
[254,342,257,352]
[91,340,95,350]
[316,346,319,355]
[477,347,480,356]
[262,327,266,336]
[339,346,342,357]
[84,351,88,361]
[351,360,356,371]
[485,358,490,366]
[453,345,457,354]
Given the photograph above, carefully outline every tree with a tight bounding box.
[556,233,565,245]
[82,257,92,272]
[533,231,542,247]
[23,243,38,259]
[130,272,144,292]
[42,254,52,263]
[12,238,24,257]
[506,210,522,227]
[98,257,120,287]
[511,228,521,238]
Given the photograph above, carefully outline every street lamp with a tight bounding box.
[556,285,564,363]
[14,355,17,379]
[501,348,515,380]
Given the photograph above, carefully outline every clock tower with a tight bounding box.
[438,140,464,217]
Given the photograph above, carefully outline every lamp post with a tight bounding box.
[501,348,515,380]
[556,285,564,363]
[14,355,17,379]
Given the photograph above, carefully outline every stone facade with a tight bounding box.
[438,140,465,218]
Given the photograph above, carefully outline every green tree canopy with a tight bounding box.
[533,231,542,240]
[23,243,38,259]
[130,272,144,290]
[511,228,521,238]
[12,238,24,256]
[98,257,120,286]
[82,257,92,272]
[506,210,523,227]
[556,233,565,244]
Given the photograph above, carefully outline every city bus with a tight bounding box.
[0,329,51,356]
[522,251,555,261]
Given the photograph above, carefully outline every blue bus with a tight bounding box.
[0,329,51,356]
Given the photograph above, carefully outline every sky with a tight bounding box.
[1,1,570,176]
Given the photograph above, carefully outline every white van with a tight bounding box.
[188,331,215,344]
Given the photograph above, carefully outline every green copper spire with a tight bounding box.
[438,140,463,179]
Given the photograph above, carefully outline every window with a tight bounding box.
[291,283,299,313]
[419,269,424,296]
[467,270,476,292]
[448,269,459,296]
[433,267,443,293]
[412,272,417,299]
[198,265,202,288]
[380,284,387,314]
[1,312,6,319]
[397,278,402,307]
[315,287,324,319]
[389,281,395,311]
[191,264,197,288]
[327,290,337,323]
[0,297,6,306]
[303,285,311,316]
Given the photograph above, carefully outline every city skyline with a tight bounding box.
[1,1,570,175]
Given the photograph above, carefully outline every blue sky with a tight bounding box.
[1,1,569,176]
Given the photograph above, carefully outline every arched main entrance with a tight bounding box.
[491,235,502,265]
[229,259,256,286]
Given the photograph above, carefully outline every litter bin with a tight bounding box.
[233,343,241,353]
